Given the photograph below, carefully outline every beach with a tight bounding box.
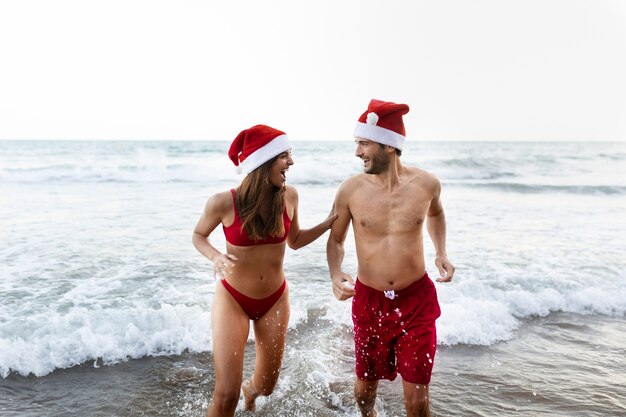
[1,140,625,416]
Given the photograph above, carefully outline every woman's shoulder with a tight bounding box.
[284,185,299,199]
[282,185,298,207]
[204,189,235,214]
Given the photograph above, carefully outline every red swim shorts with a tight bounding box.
[352,272,441,385]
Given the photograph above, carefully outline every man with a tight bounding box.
[327,99,455,417]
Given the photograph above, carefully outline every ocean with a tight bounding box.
[0,140,625,416]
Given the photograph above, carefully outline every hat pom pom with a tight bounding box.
[366,112,379,125]
[235,165,243,174]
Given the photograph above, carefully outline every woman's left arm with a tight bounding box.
[286,187,337,250]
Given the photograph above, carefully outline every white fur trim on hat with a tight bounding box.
[353,122,405,150]
[238,134,291,174]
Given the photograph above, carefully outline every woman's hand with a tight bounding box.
[322,210,338,231]
[212,253,238,279]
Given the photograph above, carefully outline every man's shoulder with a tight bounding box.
[404,166,440,187]
[338,174,368,191]
[334,174,367,203]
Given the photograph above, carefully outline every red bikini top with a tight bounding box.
[223,189,291,246]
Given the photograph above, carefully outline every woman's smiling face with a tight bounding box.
[268,150,294,188]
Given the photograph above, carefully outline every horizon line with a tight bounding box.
[2,138,625,143]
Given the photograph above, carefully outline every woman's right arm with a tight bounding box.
[192,192,237,277]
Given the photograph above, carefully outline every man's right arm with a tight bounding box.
[326,181,355,301]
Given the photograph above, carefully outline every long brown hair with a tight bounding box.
[235,155,286,240]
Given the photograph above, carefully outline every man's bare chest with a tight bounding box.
[350,193,430,234]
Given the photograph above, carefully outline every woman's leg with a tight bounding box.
[242,286,290,411]
[207,282,251,417]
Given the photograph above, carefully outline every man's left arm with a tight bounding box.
[426,178,455,282]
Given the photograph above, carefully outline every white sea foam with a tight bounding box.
[436,283,626,346]
[0,304,211,378]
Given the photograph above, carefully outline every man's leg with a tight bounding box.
[402,380,430,417]
[354,378,379,417]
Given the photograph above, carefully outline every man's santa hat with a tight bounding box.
[353,99,410,150]
[228,124,292,174]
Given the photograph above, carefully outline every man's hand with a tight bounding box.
[331,272,355,300]
[435,256,455,282]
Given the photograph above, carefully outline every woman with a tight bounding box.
[192,124,336,417]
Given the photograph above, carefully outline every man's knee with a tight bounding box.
[404,393,429,410]
[354,380,377,408]
[355,390,375,408]
[403,386,430,415]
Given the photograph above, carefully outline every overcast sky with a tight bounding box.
[1,0,625,141]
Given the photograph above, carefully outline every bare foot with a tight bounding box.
[242,378,258,412]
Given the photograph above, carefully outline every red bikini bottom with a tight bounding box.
[221,279,287,320]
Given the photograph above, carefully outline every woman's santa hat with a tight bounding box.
[353,99,410,150]
[228,124,292,174]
